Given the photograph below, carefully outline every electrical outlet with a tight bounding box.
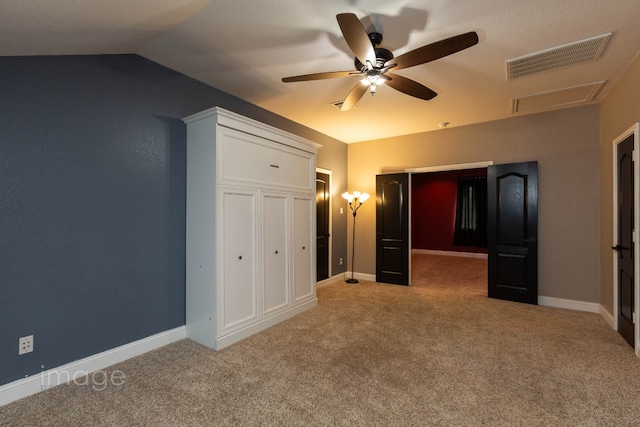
[19,335,33,355]
[339,257,344,265]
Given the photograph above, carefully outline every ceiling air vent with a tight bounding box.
[511,81,605,114]
[331,100,357,110]
[506,33,611,79]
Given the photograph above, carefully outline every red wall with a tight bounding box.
[411,168,487,254]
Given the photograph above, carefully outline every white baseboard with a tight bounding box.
[599,305,615,328]
[0,326,186,407]
[353,272,376,282]
[412,249,488,259]
[538,296,600,313]
[316,273,345,288]
[213,299,317,350]
[318,272,376,285]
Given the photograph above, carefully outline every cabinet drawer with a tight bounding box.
[219,127,313,190]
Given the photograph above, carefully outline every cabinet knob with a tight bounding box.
[238,255,242,260]
[275,250,278,254]
[302,246,306,250]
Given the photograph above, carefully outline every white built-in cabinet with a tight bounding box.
[183,107,320,350]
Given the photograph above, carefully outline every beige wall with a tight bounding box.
[600,54,640,314]
[347,105,601,302]
[315,137,349,277]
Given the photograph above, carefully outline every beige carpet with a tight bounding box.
[2,254,640,426]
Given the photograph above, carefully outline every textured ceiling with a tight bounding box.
[2,0,640,143]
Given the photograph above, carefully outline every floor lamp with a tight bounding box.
[342,191,370,284]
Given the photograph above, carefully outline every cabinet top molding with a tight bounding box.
[182,106,322,154]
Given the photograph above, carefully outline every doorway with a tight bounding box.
[612,124,639,354]
[377,161,539,306]
[406,161,493,290]
[316,169,332,282]
[409,167,489,292]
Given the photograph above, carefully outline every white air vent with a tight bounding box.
[506,33,611,79]
[331,100,357,110]
[512,81,605,114]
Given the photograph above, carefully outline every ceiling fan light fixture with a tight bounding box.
[360,75,386,86]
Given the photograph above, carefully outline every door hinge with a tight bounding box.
[634,150,638,162]
[634,230,637,243]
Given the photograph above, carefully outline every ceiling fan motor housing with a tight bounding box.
[354,46,394,71]
[352,32,392,71]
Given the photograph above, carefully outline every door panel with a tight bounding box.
[497,175,526,245]
[376,173,409,285]
[293,196,315,302]
[616,134,634,347]
[220,189,258,334]
[316,172,330,281]
[488,162,538,304]
[263,194,289,317]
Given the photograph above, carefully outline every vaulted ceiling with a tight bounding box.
[2,0,640,143]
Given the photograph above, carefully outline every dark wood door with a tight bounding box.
[316,172,330,281]
[376,173,409,285]
[488,162,538,304]
[615,135,635,348]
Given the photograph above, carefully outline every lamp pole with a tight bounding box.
[342,191,369,284]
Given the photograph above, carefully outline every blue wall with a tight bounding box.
[0,54,346,387]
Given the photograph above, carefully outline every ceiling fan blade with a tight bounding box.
[337,13,377,69]
[390,32,479,70]
[386,73,437,100]
[282,71,359,83]
[341,82,368,111]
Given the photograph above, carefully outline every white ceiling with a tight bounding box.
[2,0,640,143]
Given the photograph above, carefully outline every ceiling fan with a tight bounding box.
[282,13,479,111]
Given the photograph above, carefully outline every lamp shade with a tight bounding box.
[343,191,369,204]
[342,192,354,203]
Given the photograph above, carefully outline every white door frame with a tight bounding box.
[612,123,640,357]
[316,167,332,278]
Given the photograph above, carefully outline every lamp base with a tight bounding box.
[345,278,359,284]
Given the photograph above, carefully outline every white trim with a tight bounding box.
[336,271,377,283]
[0,326,186,407]
[406,161,493,174]
[183,107,322,153]
[316,272,344,288]
[538,296,600,313]
[352,272,377,282]
[412,249,488,259]
[611,123,640,358]
[316,167,333,279]
[214,299,317,350]
[600,305,615,329]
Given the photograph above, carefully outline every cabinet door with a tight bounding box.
[292,195,315,303]
[220,189,258,335]
[262,193,289,316]
[219,127,314,191]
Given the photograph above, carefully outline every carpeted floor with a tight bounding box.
[2,254,640,426]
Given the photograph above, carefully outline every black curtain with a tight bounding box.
[453,176,487,247]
